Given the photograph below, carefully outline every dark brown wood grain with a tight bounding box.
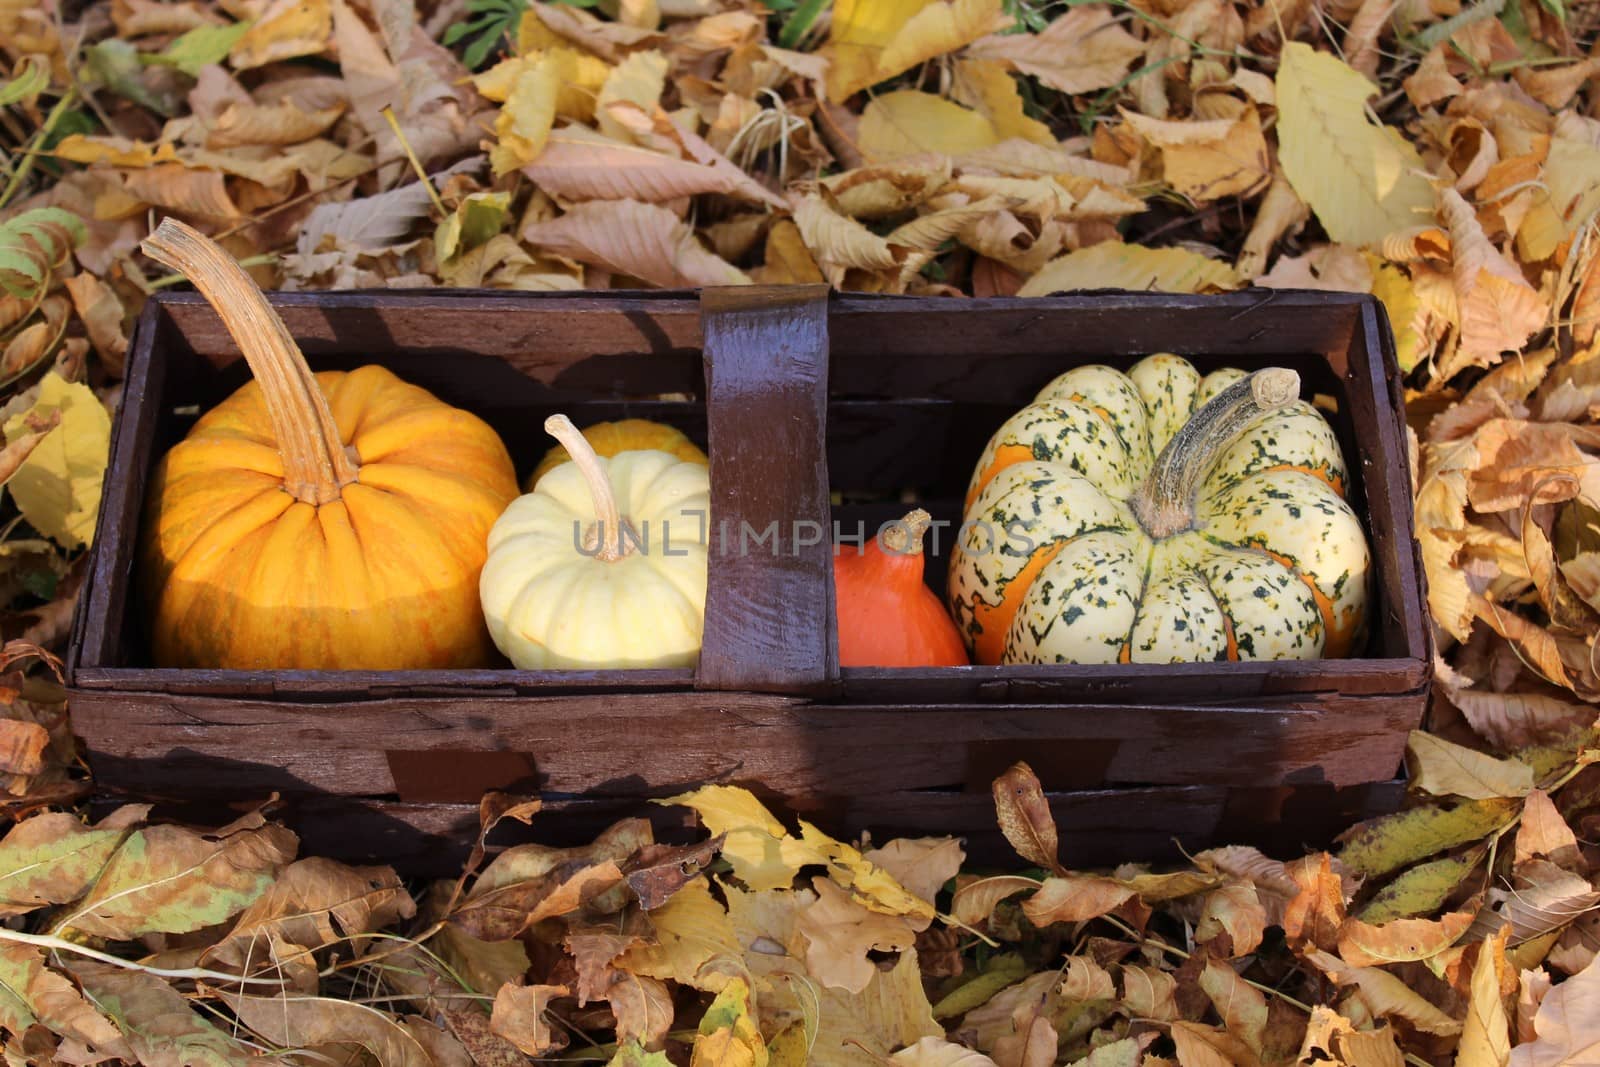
[70,684,1415,800]
[68,287,1429,873]
[695,285,838,695]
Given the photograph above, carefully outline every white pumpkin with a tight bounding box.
[948,354,1370,665]
[480,415,710,669]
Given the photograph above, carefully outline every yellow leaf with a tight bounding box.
[967,6,1146,95]
[1338,798,1520,878]
[876,0,1010,84]
[1018,242,1241,297]
[1275,41,1435,247]
[51,135,181,168]
[826,0,936,99]
[691,978,767,1067]
[230,0,331,69]
[1368,258,1427,372]
[811,948,942,1065]
[859,90,999,161]
[955,59,1054,147]
[597,50,669,144]
[491,54,561,175]
[475,50,608,120]
[796,821,936,923]
[1198,957,1268,1058]
[2,374,109,549]
[616,879,741,993]
[755,219,825,285]
[657,786,819,892]
[1459,928,1512,1067]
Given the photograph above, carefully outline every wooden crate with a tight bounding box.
[67,286,1429,868]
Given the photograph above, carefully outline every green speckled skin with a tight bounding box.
[948,354,1370,665]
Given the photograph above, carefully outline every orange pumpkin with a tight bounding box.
[138,218,519,669]
[835,509,969,668]
[527,418,706,489]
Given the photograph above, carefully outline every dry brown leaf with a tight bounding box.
[1170,1020,1263,1067]
[1283,853,1347,953]
[968,6,1145,95]
[792,192,904,286]
[603,971,673,1046]
[528,1,664,62]
[121,165,241,219]
[1407,730,1535,799]
[522,200,749,288]
[1336,909,1476,968]
[797,876,919,994]
[482,984,563,1057]
[864,837,965,908]
[1121,107,1270,203]
[1195,881,1268,957]
[1439,187,1550,377]
[1199,958,1268,1057]
[1306,950,1463,1035]
[60,275,126,377]
[524,127,759,202]
[0,719,48,778]
[1020,875,1133,926]
[990,762,1061,874]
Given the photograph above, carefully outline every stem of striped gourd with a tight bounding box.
[1130,368,1300,540]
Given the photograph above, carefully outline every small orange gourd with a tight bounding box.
[835,509,969,668]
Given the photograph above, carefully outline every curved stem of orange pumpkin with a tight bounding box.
[881,508,932,555]
[140,218,358,506]
[544,414,630,562]
[1130,367,1299,540]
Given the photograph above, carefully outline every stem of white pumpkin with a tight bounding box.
[140,217,358,506]
[1130,367,1300,540]
[880,509,932,555]
[544,414,630,562]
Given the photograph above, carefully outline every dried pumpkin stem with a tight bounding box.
[880,508,932,555]
[1130,368,1300,540]
[140,218,358,506]
[544,414,632,562]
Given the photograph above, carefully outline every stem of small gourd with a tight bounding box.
[880,509,932,555]
[1129,368,1300,540]
[544,414,631,562]
[140,217,358,506]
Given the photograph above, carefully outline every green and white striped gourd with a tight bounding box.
[947,354,1369,665]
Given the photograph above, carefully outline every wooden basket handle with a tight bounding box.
[694,285,839,696]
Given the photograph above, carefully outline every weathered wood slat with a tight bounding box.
[696,285,838,695]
